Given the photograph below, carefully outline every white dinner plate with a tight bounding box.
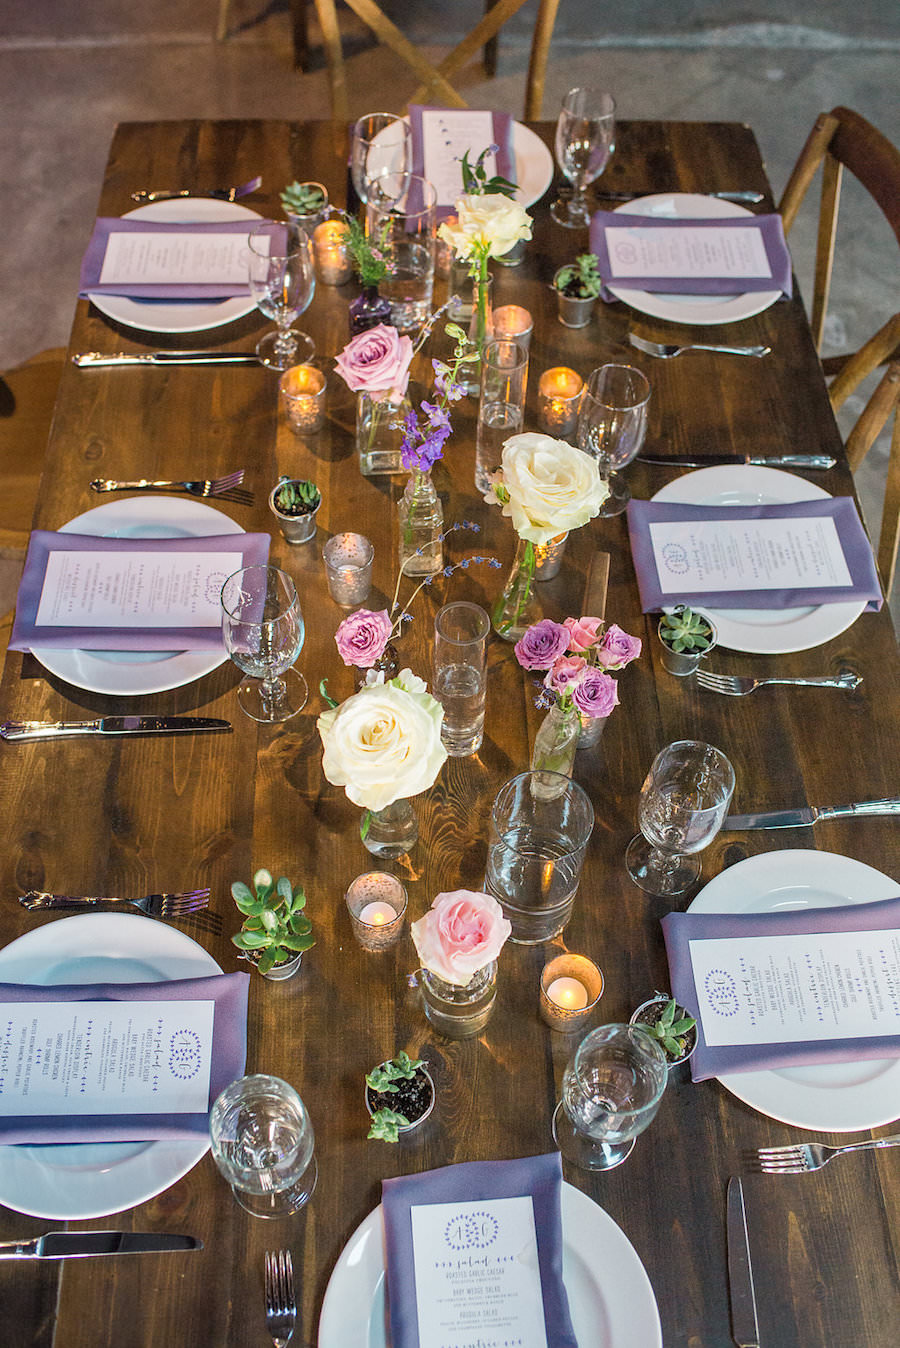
[318,1181,662,1348]
[383,118,554,208]
[88,198,261,334]
[0,913,220,1219]
[607,193,782,325]
[690,850,900,1132]
[32,495,243,695]
[652,465,866,654]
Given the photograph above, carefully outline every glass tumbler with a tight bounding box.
[433,601,490,756]
[209,1073,317,1218]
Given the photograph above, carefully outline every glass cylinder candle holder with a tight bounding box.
[323,533,374,607]
[492,304,533,352]
[540,953,604,1031]
[538,367,584,438]
[345,872,408,951]
[313,220,353,285]
[280,364,327,434]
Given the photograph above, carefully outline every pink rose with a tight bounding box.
[334,323,413,398]
[572,667,619,719]
[411,889,511,986]
[564,615,605,653]
[334,609,392,667]
[544,655,586,696]
[595,624,642,669]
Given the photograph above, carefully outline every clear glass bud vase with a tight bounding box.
[531,702,581,799]
[448,268,494,396]
[398,468,443,577]
[361,797,418,858]
[492,536,541,641]
[418,961,498,1038]
[357,389,412,477]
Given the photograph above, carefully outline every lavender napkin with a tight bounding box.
[663,898,900,1081]
[79,218,274,299]
[407,105,515,219]
[626,497,883,612]
[382,1153,578,1348]
[589,210,792,300]
[9,530,270,652]
[0,971,249,1143]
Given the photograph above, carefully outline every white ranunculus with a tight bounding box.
[317,670,447,811]
[438,193,532,261]
[492,432,609,543]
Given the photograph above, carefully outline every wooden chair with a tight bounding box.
[778,107,900,593]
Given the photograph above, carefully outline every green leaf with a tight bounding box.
[360,810,372,842]
[231,881,254,905]
[367,1107,410,1142]
[289,913,312,936]
[257,948,278,974]
[276,876,293,906]
[366,1066,399,1093]
[253,868,274,901]
[282,933,314,952]
[319,677,338,709]
[392,1051,422,1079]
[260,910,280,934]
[232,931,271,951]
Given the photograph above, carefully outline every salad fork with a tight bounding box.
[90,470,252,505]
[757,1134,900,1173]
[695,669,862,696]
[265,1249,296,1348]
[628,333,771,359]
[19,887,220,931]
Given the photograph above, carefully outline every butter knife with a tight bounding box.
[0,1231,201,1260]
[727,1178,760,1348]
[0,717,232,742]
[723,798,900,830]
[596,189,765,204]
[637,453,837,469]
[73,351,260,368]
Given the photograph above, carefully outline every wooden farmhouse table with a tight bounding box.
[0,118,898,1348]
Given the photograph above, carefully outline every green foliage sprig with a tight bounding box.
[231,869,314,975]
[460,146,519,198]
[341,213,394,287]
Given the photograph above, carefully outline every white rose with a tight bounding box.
[494,433,609,543]
[317,673,448,811]
[438,193,532,261]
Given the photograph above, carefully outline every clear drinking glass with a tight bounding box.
[551,88,616,229]
[209,1074,317,1218]
[475,338,529,495]
[576,363,651,516]
[625,740,736,897]
[350,113,412,208]
[221,566,307,723]
[433,601,490,756]
[366,174,437,332]
[247,222,316,370]
[552,1024,668,1170]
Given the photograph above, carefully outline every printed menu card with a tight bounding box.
[408,106,515,216]
[80,218,263,298]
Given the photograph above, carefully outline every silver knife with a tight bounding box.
[73,351,260,368]
[0,1231,202,1259]
[0,716,232,742]
[723,798,900,830]
[637,453,837,470]
[596,189,765,204]
[727,1177,760,1348]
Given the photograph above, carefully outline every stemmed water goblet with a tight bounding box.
[221,566,308,723]
[576,363,651,516]
[350,113,412,211]
[551,87,616,229]
[552,1024,668,1170]
[247,221,316,370]
[209,1074,317,1218]
[625,740,736,897]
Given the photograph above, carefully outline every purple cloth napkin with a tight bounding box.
[79,218,276,299]
[0,971,249,1143]
[407,105,515,219]
[626,497,883,612]
[662,898,900,1081]
[9,530,270,652]
[589,210,792,301]
[382,1153,578,1348]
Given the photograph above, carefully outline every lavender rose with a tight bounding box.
[334,609,392,668]
[334,323,414,398]
[571,668,620,720]
[595,624,642,670]
[514,619,570,671]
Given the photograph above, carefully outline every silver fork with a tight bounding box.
[90,470,252,505]
[695,669,862,696]
[131,174,263,204]
[265,1249,296,1348]
[757,1134,900,1173]
[628,333,771,359]
[19,887,220,932]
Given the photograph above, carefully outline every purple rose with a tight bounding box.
[514,620,570,671]
[572,668,620,719]
[334,609,392,668]
[595,624,642,670]
[334,324,413,398]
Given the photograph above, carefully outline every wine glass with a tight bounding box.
[625,741,736,897]
[247,222,316,370]
[350,113,411,210]
[209,1074,317,1218]
[576,363,650,516]
[552,1024,668,1170]
[551,87,616,229]
[221,566,307,723]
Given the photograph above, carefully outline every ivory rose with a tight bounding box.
[317,669,447,811]
[334,609,392,668]
[411,889,511,986]
[438,193,532,261]
[334,323,413,398]
[488,433,608,544]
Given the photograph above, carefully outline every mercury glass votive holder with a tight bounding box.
[323,532,374,607]
[539,953,604,1031]
[312,220,353,285]
[537,367,584,437]
[492,304,533,351]
[280,364,327,434]
[345,872,408,951]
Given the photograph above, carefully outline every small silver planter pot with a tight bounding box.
[269,482,321,545]
[630,996,698,1070]
[552,272,596,328]
[364,1064,436,1135]
[657,615,718,676]
[239,949,304,981]
[284,183,330,233]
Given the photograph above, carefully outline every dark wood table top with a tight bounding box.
[1,118,898,1348]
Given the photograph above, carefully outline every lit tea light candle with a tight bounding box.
[492,305,533,351]
[313,220,353,285]
[540,953,603,1031]
[435,214,457,278]
[323,532,374,607]
[346,873,408,951]
[546,976,588,1010]
[279,364,327,434]
[537,367,584,438]
[358,901,396,926]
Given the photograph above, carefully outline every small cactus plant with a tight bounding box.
[273,476,320,516]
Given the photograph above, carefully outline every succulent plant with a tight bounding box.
[658,606,715,653]
[365,1052,432,1142]
[280,180,326,215]
[273,476,320,515]
[554,253,602,299]
[231,869,314,975]
[365,1051,423,1095]
[367,1107,411,1143]
[637,996,697,1060]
